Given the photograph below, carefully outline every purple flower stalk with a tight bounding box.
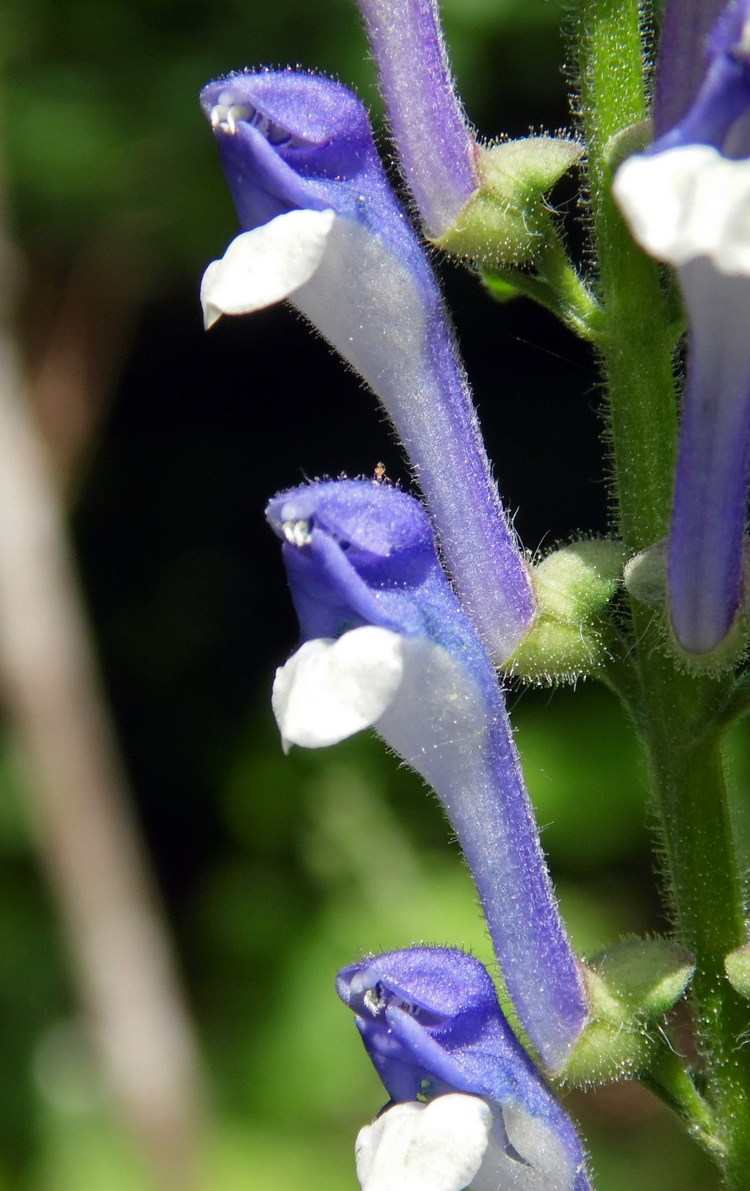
[614,0,750,654]
[356,0,479,238]
[337,947,592,1191]
[267,478,588,1071]
[200,70,535,663]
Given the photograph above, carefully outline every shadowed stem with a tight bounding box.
[634,642,750,1182]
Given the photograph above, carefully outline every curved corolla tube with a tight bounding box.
[337,947,592,1191]
[200,69,535,664]
[267,478,587,1071]
[614,0,750,655]
[654,0,732,138]
[355,0,479,238]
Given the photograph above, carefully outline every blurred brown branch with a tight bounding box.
[24,235,142,498]
[0,170,206,1188]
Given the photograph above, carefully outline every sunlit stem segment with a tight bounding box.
[484,230,605,343]
[573,0,678,550]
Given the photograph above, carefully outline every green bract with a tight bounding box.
[560,940,695,1087]
[725,946,750,1000]
[507,540,626,683]
[434,138,582,267]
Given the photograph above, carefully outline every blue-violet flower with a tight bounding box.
[614,0,750,654]
[200,69,535,663]
[267,478,587,1071]
[337,946,592,1191]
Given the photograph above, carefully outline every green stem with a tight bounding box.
[633,653,750,1185]
[574,0,678,549]
[718,670,750,729]
[643,1043,723,1161]
[536,233,606,339]
[483,230,605,342]
[572,0,750,1181]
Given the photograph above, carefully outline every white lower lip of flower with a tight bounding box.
[271,626,408,752]
[200,206,427,380]
[200,212,431,502]
[355,1094,580,1191]
[354,1095,492,1191]
[612,144,750,275]
[200,208,337,328]
[271,625,485,766]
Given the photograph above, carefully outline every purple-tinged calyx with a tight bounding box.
[199,70,534,663]
[613,0,750,655]
[268,479,588,1070]
[337,947,592,1191]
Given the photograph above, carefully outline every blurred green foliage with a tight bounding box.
[2,0,570,281]
[0,681,720,1187]
[0,0,732,1186]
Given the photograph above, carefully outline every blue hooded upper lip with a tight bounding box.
[336,948,508,1104]
[200,71,396,232]
[266,479,493,679]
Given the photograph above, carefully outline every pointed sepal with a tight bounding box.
[507,540,626,683]
[435,138,582,267]
[560,939,695,1087]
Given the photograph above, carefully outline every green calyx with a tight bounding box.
[506,539,627,683]
[590,938,695,1015]
[725,945,750,999]
[623,540,666,609]
[625,543,749,672]
[560,939,695,1088]
[434,137,582,267]
[601,119,652,173]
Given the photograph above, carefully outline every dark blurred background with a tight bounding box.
[0,0,734,1186]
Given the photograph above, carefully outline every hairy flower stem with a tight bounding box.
[643,1041,721,1160]
[573,0,750,1180]
[573,0,677,550]
[635,651,750,1182]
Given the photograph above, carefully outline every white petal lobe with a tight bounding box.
[200,208,337,327]
[613,145,750,275]
[355,1096,492,1191]
[271,627,406,751]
